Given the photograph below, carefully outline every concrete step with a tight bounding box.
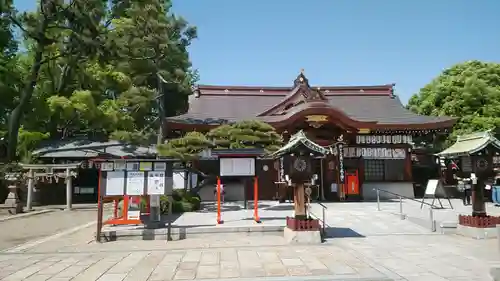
[98,224,284,242]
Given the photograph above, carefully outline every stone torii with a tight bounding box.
[20,163,81,211]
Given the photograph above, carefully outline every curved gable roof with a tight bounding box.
[167,74,456,130]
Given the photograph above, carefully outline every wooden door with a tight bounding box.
[253,159,278,200]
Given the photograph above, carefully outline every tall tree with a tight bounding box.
[0,0,19,133]
[5,0,108,161]
[107,0,197,143]
[408,60,500,142]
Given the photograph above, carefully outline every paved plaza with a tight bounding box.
[0,201,499,280]
[0,208,98,251]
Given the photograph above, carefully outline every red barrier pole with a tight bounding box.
[254,176,261,223]
[96,167,103,242]
[113,199,118,218]
[217,176,223,224]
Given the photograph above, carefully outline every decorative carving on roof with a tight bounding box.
[302,87,324,101]
[293,69,310,88]
[269,130,330,159]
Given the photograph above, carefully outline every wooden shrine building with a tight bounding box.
[166,71,457,201]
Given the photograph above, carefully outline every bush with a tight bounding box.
[115,191,200,216]
[160,195,170,214]
[171,200,194,213]
[188,196,201,211]
[172,189,184,201]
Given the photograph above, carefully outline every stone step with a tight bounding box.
[98,224,284,242]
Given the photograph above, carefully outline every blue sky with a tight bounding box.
[14,0,500,104]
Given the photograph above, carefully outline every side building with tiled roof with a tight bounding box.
[166,72,457,201]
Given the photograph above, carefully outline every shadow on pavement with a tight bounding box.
[200,202,273,213]
[324,227,365,238]
[264,204,294,211]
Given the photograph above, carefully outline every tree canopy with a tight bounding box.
[158,120,284,160]
[0,0,197,161]
[408,60,500,141]
[207,120,283,153]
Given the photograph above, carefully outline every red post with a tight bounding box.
[123,195,129,219]
[217,176,223,224]
[145,195,150,215]
[254,176,261,223]
[113,199,118,218]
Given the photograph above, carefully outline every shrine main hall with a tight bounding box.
[165,72,456,201]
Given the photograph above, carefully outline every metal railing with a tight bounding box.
[309,202,327,234]
[374,188,437,232]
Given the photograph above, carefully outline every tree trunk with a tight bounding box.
[6,46,44,161]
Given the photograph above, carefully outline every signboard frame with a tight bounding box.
[95,159,178,242]
[420,178,453,209]
[219,157,256,177]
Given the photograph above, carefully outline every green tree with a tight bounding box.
[208,120,283,153]
[4,0,198,159]
[157,132,213,161]
[408,60,500,142]
[106,0,197,143]
[0,0,20,133]
[5,0,108,161]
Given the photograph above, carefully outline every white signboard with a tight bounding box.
[126,171,145,195]
[425,179,439,195]
[101,162,114,171]
[173,172,184,190]
[356,135,413,144]
[154,162,166,171]
[147,171,165,195]
[127,210,140,220]
[114,160,126,170]
[220,158,255,176]
[343,147,406,159]
[126,162,139,171]
[105,171,125,196]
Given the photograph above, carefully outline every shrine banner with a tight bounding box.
[337,142,345,183]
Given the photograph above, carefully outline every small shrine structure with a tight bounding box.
[270,130,337,243]
[437,130,500,233]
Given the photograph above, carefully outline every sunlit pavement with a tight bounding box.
[0,201,498,280]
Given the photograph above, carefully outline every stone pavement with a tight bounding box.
[374,198,500,222]
[0,232,498,281]
[0,201,498,281]
[163,201,432,236]
[0,208,98,251]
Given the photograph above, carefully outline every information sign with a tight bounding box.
[147,171,166,195]
[126,171,145,195]
[104,171,125,196]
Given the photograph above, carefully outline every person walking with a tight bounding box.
[493,176,500,206]
[214,184,225,203]
[463,181,471,206]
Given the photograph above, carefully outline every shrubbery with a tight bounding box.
[117,189,201,215]
[162,189,201,214]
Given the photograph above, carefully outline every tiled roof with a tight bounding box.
[269,130,330,158]
[167,81,455,128]
[437,130,500,157]
[33,139,157,158]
